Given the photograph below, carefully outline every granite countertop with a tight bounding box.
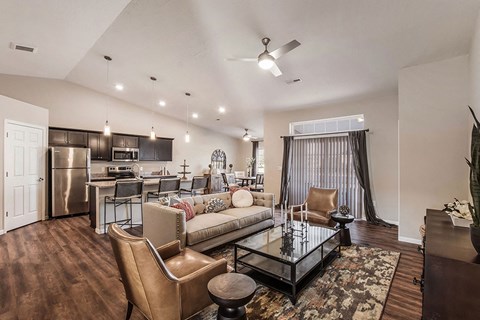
[87,178,161,189]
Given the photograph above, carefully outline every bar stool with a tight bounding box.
[104,179,144,233]
[180,176,209,197]
[146,178,181,202]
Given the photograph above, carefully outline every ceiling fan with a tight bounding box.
[228,37,301,77]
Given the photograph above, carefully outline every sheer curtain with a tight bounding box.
[288,135,363,218]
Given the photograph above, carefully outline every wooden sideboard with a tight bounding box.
[423,209,480,319]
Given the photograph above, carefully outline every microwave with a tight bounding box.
[112,147,139,162]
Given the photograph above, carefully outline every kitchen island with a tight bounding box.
[88,178,191,234]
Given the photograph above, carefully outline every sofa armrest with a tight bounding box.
[144,202,187,248]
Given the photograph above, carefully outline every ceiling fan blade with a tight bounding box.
[225,57,257,62]
[270,40,301,59]
[269,62,282,77]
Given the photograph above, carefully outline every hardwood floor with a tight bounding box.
[0,215,423,320]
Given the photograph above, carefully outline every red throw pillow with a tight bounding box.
[171,201,195,221]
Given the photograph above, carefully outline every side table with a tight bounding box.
[207,273,256,320]
[331,213,355,246]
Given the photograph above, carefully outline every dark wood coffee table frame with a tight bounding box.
[234,225,340,304]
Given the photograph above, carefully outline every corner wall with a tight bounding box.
[264,92,399,223]
[398,55,470,243]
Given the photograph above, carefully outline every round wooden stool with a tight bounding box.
[207,273,256,320]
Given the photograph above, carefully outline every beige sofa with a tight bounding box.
[144,191,275,252]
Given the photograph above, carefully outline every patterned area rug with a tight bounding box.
[192,245,400,320]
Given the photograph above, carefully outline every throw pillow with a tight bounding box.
[171,201,195,221]
[232,189,254,208]
[158,195,182,206]
[205,198,227,213]
[194,203,206,215]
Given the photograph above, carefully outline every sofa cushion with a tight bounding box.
[194,203,206,214]
[186,214,239,245]
[232,189,253,208]
[205,198,227,213]
[221,206,273,228]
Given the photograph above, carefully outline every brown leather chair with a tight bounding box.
[108,224,228,320]
[292,187,338,227]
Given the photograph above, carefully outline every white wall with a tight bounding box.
[264,92,399,223]
[398,55,470,243]
[0,74,244,177]
[0,95,49,233]
[470,9,480,116]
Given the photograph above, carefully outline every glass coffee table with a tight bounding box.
[234,221,340,304]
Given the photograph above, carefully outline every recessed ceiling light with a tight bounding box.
[115,83,124,91]
[159,100,166,107]
[218,106,226,113]
[192,113,199,119]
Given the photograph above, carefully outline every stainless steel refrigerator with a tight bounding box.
[49,147,91,217]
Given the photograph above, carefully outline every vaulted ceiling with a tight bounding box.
[2,0,480,138]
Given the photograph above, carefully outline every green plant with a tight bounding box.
[466,106,480,227]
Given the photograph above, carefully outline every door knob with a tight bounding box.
[38,177,44,182]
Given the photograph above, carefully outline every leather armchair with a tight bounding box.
[108,224,228,320]
[292,187,338,227]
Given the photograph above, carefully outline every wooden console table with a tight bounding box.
[423,209,480,319]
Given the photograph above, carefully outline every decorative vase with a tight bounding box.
[471,224,480,254]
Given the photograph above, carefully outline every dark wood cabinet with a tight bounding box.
[112,134,138,148]
[49,129,87,147]
[88,132,111,161]
[139,137,173,161]
[423,209,480,319]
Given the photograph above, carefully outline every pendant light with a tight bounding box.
[103,55,112,136]
[243,128,251,141]
[149,76,157,140]
[185,92,191,143]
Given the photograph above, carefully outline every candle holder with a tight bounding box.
[282,203,309,244]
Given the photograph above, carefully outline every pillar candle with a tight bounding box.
[290,206,293,223]
[305,202,308,221]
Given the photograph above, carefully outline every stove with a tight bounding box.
[107,166,136,179]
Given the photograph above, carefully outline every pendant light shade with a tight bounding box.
[149,76,157,139]
[185,92,191,143]
[103,55,112,135]
[150,126,156,140]
[104,120,111,136]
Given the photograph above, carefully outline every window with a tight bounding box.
[287,117,364,218]
[255,141,264,174]
[290,114,364,136]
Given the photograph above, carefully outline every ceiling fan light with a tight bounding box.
[258,52,274,70]
[243,134,250,141]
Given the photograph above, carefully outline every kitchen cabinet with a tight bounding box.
[49,129,87,147]
[139,137,173,161]
[88,132,111,161]
[112,134,138,148]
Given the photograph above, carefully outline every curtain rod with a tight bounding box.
[280,128,370,139]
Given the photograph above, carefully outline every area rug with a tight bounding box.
[192,245,400,320]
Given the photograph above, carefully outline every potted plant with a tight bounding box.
[466,106,480,254]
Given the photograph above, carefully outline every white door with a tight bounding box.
[4,121,46,231]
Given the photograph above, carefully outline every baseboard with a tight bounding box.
[398,236,422,245]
